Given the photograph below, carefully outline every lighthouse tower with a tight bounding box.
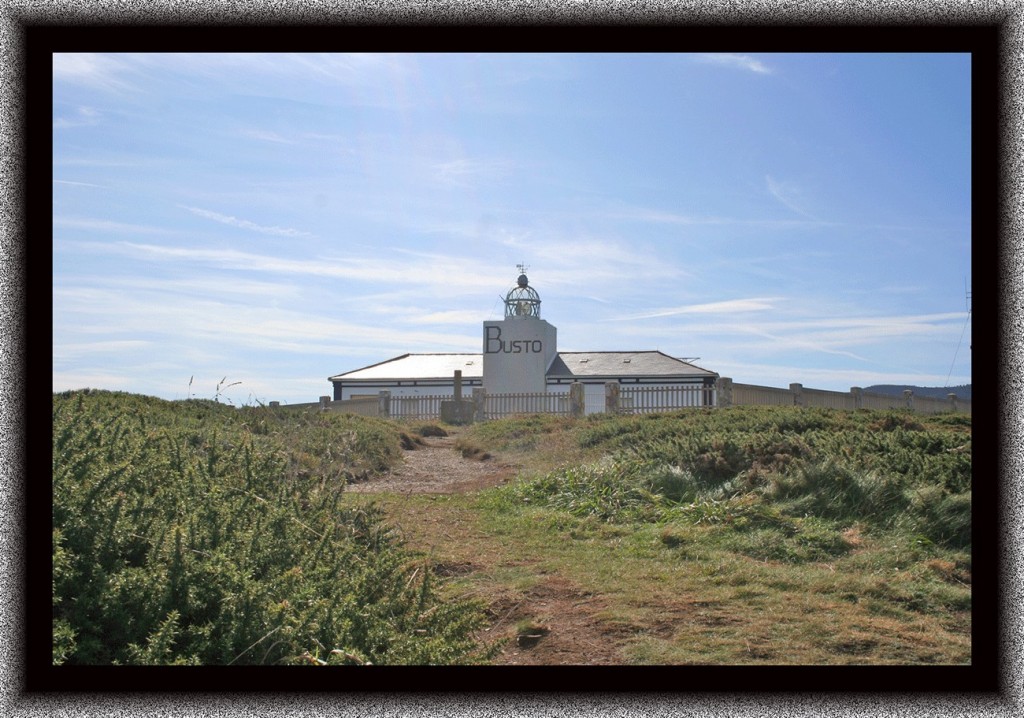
[482,267,558,394]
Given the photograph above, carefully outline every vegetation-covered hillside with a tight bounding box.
[53,391,973,666]
[52,390,489,666]
[464,406,971,550]
[442,406,972,664]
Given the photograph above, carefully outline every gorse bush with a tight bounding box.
[508,457,667,522]
[52,390,489,665]
[491,405,971,557]
[766,458,908,525]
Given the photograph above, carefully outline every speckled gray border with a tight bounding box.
[5,1,1021,716]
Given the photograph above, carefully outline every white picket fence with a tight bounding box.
[389,394,450,420]
[483,391,571,419]
[296,378,968,421]
[365,391,573,420]
[619,385,715,413]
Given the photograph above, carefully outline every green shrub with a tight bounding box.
[766,458,908,526]
[52,390,487,665]
[493,404,971,551]
[505,456,711,523]
[908,486,972,549]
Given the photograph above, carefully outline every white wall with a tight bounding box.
[482,316,558,394]
[338,383,460,400]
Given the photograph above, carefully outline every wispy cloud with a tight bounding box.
[719,312,965,362]
[241,129,296,144]
[434,158,513,186]
[695,54,773,75]
[615,298,781,321]
[732,324,872,362]
[493,234,692,289]
[52,371,138,393]
[53,105,101,130]
[54,283,479,357]
[54,217,172,234]
[54,180,108,189]
[53,53,138,92]
[602,203,830,229]
[77,241,503,295]
[766,175,818,219]
[181,206,315,238]
[412,310,487,325]
[85,275,302,301]
[603,307,965,366]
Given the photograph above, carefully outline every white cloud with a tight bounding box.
[53,105,102,130]
[434,158,514,186]
[53,180,108,189]
[54,282,479,360]
[68,241,506,296]
[618,298,781,320]
[181,206,315,238]
[766,175,818,219]
[411,310,487,325]
[729,324,873,362]
[53,340,152,361]
[603,307,966,368]
[695,54,773,75]
[601,203,830,229]
[241,129,296,144]
[86,275,302,301]
[52,371,137,393]
[55,218,171,234]
[53,54,137,92]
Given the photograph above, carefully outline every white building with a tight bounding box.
[328,270,717,415]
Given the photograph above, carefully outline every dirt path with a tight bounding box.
[344,434,518,494]
[346,432,627,665]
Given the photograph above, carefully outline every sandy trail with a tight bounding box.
[344,434,518,494]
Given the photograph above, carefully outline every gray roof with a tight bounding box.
[331,351,714,383]
[547,351,717,379]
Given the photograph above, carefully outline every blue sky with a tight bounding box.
[52,52,972,406]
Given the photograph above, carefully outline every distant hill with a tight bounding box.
[863,384,971,401]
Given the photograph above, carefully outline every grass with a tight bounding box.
[349,405,971,665]
[349,488,970,664]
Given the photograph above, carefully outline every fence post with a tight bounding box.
[789,383,804,407]
[716,377,732,408]
[903,389,914,411]
[851,387,863,410]
[472,388,486,422]
[378,390,391,418]
[570,382,585,418]
[319,395,331,411]
[948,393,958,413]
[605,382,620,414]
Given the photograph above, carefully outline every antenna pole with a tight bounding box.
[945,278,971,387]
